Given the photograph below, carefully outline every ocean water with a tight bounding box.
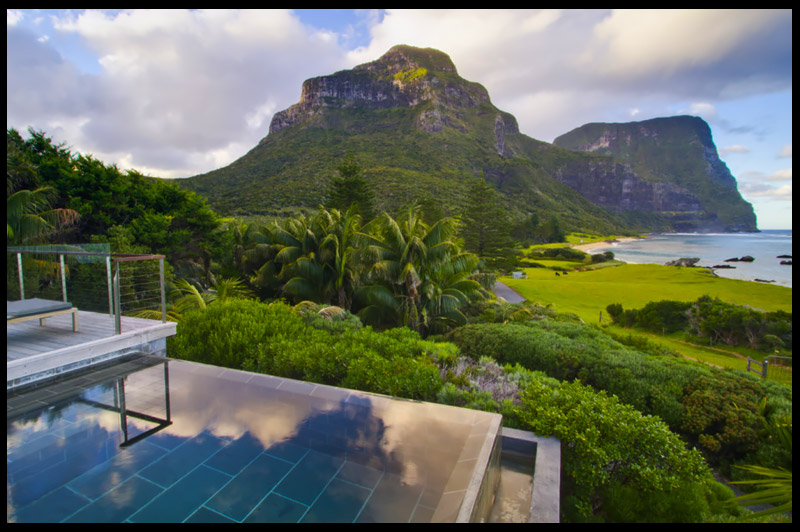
[591,230,792,288]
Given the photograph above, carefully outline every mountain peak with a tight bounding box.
[355,45,458,75]
[267,45,490,135]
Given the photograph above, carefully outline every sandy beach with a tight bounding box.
[571,237,645,253]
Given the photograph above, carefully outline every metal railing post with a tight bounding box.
[762,359,769,379]
[114,261,122,334]
[106,255,114,316]
[159,258,166,323]
[60,254,68,302]
[17,252,25,299]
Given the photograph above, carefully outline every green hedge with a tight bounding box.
[170,299,444,400]
[446,321,792,468]
[516,377,734,522]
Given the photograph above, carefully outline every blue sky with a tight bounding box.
[7,9,792,229]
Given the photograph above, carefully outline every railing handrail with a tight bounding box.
[7,248,165,261]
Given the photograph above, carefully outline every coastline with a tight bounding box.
[571,237,645,253]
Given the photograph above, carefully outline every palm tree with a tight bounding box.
[7,185,80,244]
[130,277,254,322]
[421,250,488,334]
[355,204,486,333]
[7,139,79,245]
[281,207,363,309]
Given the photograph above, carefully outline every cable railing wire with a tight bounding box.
[7,246,168,334]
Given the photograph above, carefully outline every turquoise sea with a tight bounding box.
[592,230,793,288]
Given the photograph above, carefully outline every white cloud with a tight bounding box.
[740,182,792,201]
[720,144,749,155]
[9,9,349,177]
[681,102,718,121]
[777,145,792,158]
[582,10,787,80]
[7,9,24,26]
[765,168,792,182]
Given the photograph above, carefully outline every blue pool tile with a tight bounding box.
[10,487,91,523]
[244,494,307,523]
[139,432,228,488]
[301,478,371,523]
[273,450,344,506]
[205,432,264,475]
[69,441,167,499]
[7,432,66,482]
[185,507,237,523]
[264,440,308,463]
[336,461,383,489]
[130,465,231,523]
[144,431,188,451]
[356,473,425,523]
[206,454,293,522]
[65,475,163,523]
[10,427,118,507]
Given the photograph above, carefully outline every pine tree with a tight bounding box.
[460,176,511,259]
[326,153,375,221]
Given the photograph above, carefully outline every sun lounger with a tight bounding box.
[7,298,79,332]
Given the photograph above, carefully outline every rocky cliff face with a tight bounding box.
[553,116,758,231]
[552,159,702,212]
[269,45,516,138]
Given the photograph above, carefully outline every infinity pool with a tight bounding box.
[7,355,501,523]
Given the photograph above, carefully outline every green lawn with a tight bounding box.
[501,263,793,323]
[521,259,587,270]
[502,264,792,378]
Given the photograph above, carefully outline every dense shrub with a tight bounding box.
[600,326,683,357]
[636,300,692,333]
[461,299,557,325]
[170,299,305,368]
[609,296,792,351]
[528,246,588,261]
[590,251,615,263]
[171,299,445,401]
[295,303,364,334]
[446,321,792,468]
[516,377,730,522]
[681,374,771,461]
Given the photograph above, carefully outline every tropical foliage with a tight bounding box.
[233,203,488,334]
[7,128,224,282]
[355,204,488,333]
[7,136,79,244]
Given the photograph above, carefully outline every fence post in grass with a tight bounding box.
[762,359,769,379]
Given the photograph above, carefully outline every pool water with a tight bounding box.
[7,355,500,523]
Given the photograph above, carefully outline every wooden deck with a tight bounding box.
[7,310,176,388]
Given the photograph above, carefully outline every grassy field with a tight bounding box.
[500,263,792,377]
[501,263,792,322]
